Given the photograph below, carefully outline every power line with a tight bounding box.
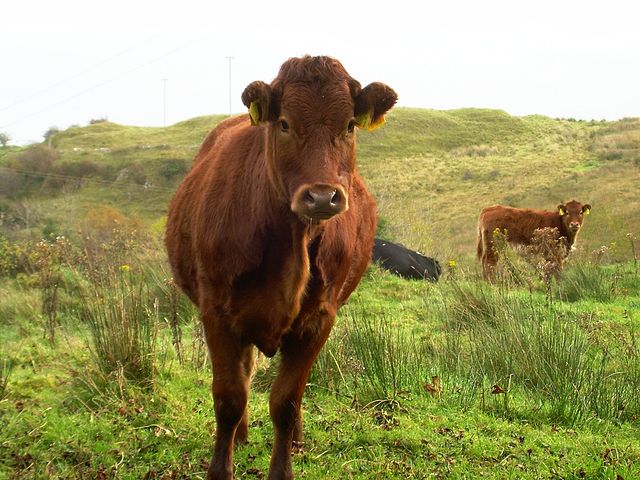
[0,33,160,114]
[0,32,214,130]
[0,166,177,193]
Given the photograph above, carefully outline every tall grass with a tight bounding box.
[312,305,432,405]
[556,262,618,302]
[79,267,158,387]
[431,278,640,424]
[0,356,13,401]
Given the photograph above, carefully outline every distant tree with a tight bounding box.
[89,117,108,124]
[43,127,60,146]
[0,132,9,147]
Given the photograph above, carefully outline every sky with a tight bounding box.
[1,0,639,145]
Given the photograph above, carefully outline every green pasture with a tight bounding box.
[1,108,639,478]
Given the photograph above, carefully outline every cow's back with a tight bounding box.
[478,205,561,245]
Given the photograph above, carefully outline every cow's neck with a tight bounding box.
[565,229,579,248]
[557,220,579,252]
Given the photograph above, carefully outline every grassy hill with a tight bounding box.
[1,108,638,267]
[2,109,640,478]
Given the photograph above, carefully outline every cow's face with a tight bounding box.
[242,56,397,223]
[558,200,591,233]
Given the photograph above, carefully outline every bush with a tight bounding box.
[0,169,25,198]
[55,159,101,178]
[115,164,147,185]
[159,158,188,181]
[0,235,36,277]
[78,207,144,268]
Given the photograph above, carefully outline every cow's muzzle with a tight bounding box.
[291,183,348,221]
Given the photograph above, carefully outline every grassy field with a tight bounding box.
[1,109,640,479]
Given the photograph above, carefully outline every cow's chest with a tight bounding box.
[228,226,318,356]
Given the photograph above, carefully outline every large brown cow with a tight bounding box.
[165,56,397,480]
[477,200,592,279]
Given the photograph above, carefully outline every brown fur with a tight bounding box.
[165,56,396,480]
[477,200,592,279]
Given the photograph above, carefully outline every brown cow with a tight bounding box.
[165,56,396,480]
[477,200,592,279]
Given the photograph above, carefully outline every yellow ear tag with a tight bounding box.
[584,208,590,215]
[355,112,386,132]
[368,115,386,131]
[559,208,565,216]
[249,101,260,126]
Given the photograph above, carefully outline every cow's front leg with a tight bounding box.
[267,313,335,480]
[202,312,254,480]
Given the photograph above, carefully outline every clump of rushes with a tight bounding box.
[80,264,158,387]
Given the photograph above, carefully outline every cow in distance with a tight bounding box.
[476,200,592,280]
[372,238,442,281]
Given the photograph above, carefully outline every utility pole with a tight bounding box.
[162,78,167,127]
[226,56,234,116]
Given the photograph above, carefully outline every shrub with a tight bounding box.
[13,145,57,174]
[78,207,144,267]
[0,169,25,198]
[159,158,188,181]
[32,236,72,343]
[115,164,147,185]
[0,235,36,277]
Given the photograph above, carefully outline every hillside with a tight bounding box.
[2,109,640,479]
[1,108,639,266]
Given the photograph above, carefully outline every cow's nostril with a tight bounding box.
[330,190,341,206]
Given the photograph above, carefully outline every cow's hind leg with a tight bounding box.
[267,314,335,480]
[480,230,498,281]
[202,312,254,480]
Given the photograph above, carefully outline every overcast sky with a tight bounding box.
[1,0,639,145]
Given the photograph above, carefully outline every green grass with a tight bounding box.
[3,251,640,479]
[1,107,640,479]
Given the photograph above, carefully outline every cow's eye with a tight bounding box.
[347,119,356,134]
[279,119,289,133]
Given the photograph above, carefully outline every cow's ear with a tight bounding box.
[354,82,398,131]
[582,204,592,215]
[558,204,566,216]
[241,81,273,126]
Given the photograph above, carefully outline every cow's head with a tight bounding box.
[241,56,397,223]
[557,200,592,233]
